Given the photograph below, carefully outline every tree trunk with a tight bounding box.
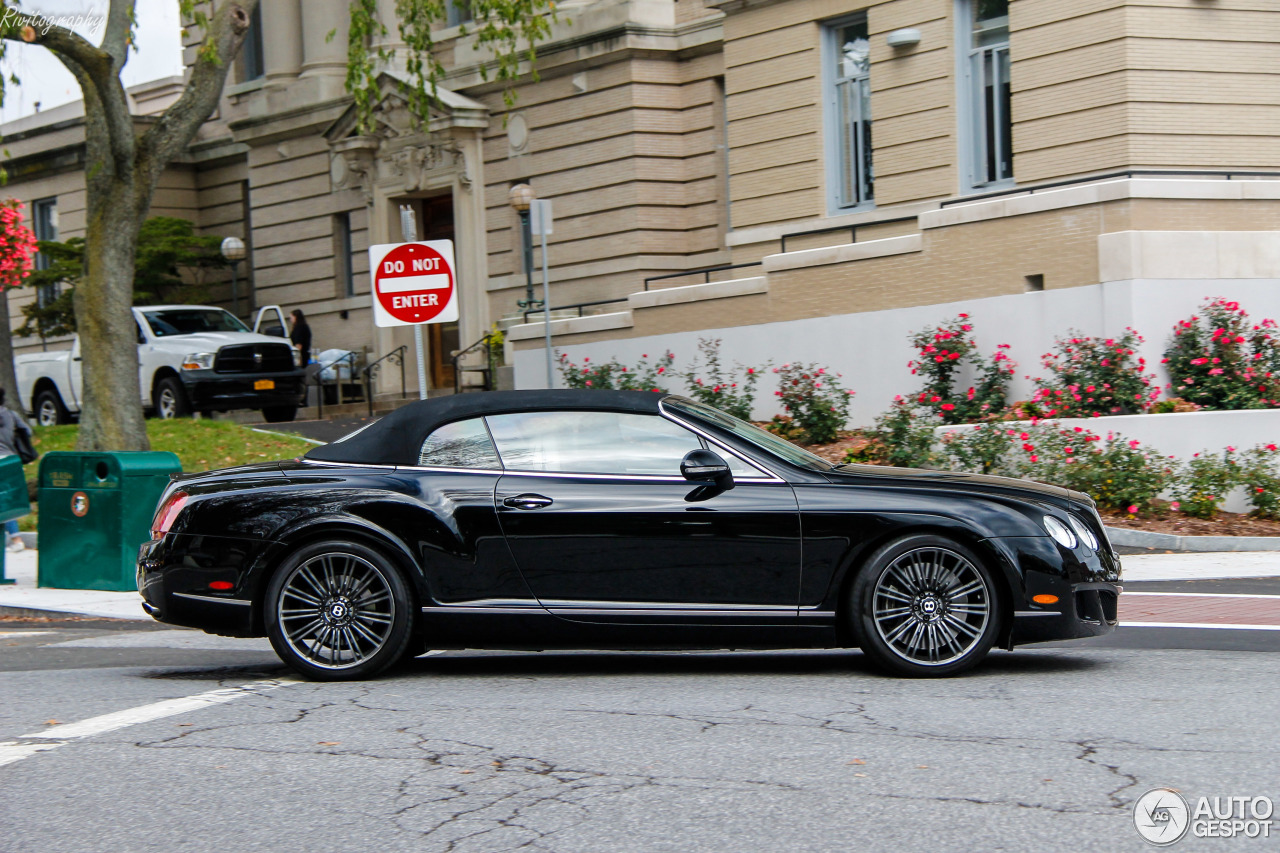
[0,293,21,416]
[73,180,150,452]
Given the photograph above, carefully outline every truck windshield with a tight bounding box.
[143,309,251,337]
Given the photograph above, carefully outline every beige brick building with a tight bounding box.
[5,0,1280,417]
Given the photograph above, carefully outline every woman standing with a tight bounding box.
[0,388,31,552]
[289,309,312,367]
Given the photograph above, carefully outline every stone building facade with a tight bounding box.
[4,0,1280,415]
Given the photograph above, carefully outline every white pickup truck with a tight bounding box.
[16,305,307,425]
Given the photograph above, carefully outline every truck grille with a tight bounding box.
[213,343,295,373]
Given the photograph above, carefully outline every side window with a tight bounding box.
[485,411,702,476]
[722,450,768,480]
[418,418,501,469]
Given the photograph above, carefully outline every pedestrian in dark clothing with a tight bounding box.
[289,309,312,367]
[0,388,31,552]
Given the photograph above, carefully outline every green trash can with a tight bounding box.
[38,451,182,591]
[0,454,32,585]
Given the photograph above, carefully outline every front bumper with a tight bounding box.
[179,369,306,412]
[992,534,1121,647]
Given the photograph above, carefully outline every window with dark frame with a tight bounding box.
[335,212,356,298]
[826,15,874,210]
[31,198,59,309]
[445,0,473,27]
[241,4,265,82]
[960,0,1012,188]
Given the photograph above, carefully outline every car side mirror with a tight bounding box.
[680,449,734,490]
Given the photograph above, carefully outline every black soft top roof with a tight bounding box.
[305,389,669,466]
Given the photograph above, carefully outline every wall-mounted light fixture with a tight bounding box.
[886,28,922,48]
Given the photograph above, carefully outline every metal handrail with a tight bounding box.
[312,351,358,419]
[452,333,496,394]
[521,297,629,324]
[359,345,407,417]
[779,215,917,253]
[643,262,764,291]
[938,169,1280,208]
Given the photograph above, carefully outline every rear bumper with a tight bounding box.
[180,369,305,411]
[137,533,267,637]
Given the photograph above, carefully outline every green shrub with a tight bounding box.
[680,337,762,421]
[937,419,1018,476]
[908,314,1015,424]
[853,398,937,468]
[771,363,854,444]
[557,350,674,391]
[1031,328,1158,417]
[1171,448,1240,519]
[1019,426,1175,515]
[1163,298,1280,410]
[1239,444,1280,519]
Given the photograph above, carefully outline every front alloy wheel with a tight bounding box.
[850,535,1000,677]
[265,540,414,680]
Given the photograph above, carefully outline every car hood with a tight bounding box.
[149,332,292,352]
[827,463,1085,507]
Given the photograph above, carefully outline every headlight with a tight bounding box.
[1067,514,1099,551]
[181,352,215,370]
[1042,516,1077,549]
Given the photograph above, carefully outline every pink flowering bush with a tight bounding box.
[679,337,762,421]
[556,350,674,392]
[1014,426,1174,514]
[853,397,937,468]
[1170,448,1239,519]
[1163,298,1280,410]
[0,200,38,291]
[1239,444,1280,519]
[771,362,854,444]
[1031,328,1159,417]
[908,314,1015,425]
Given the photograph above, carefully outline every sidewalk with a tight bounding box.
[1,547,1278,622]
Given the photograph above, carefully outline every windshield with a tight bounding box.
[663,397,833,472]
[143,309,250,337]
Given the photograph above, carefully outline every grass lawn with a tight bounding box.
[17,419,318,531]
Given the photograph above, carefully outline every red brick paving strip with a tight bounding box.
[1120,594,1280,626]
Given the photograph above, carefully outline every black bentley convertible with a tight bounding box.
[138,390,1120,680]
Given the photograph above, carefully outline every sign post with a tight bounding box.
[531,199,554,389]
[370,220,459,401]
[398,206,428,400]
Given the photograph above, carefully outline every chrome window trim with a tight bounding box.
[659,405,787,482]
[302,460,398,470]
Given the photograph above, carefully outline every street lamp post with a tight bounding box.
[220,236,247,318]
[507,184,541,312]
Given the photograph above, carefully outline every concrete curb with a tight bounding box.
[0,604,141,621]
[1106,526,1280,552]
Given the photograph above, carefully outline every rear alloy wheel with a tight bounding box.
[153,376,191,419]
[265,540,414,680]
[34,389,69,426]
[850,535,1001,677]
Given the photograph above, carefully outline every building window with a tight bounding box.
[959,0,1012,189]
[31,198,59,308]
[445,0,473,27]
[241,4,264,82]
[825,16,873,211]
[335,212,356,298]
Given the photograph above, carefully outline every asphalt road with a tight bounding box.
[1,580,1277,853]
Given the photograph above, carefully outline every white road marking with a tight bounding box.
[1121,622,1280,631]
[0,632,54,638]
[249,427,324,445]
[0,677,297,769]
[1123,592,1280,600]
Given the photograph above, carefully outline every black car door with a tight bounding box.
[487,410,802,625]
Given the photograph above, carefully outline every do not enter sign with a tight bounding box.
[369,240,459,327]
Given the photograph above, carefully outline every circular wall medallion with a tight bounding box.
[508,113,529,152]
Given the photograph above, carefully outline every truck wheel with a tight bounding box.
[261,406,298,423]
[34,389,70,426]
[154,377,191,419]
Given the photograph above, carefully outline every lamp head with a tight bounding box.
[220,236,247,262]
[507,183,536,212]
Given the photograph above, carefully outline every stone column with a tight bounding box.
[301,0,350,99]
[262,0,303,84]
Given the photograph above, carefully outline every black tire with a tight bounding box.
[848,534,1002,677]
[153,376,191,419]
[261,405,298,423]
[33,388,70,426]
[265,539,415,681]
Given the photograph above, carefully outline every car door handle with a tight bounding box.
[502,494,553,510]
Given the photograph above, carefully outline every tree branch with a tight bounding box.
[101,0,136,71]
[0,5,111,73]
[137,0,255,189]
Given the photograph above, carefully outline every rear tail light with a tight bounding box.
[151,491,189,539]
